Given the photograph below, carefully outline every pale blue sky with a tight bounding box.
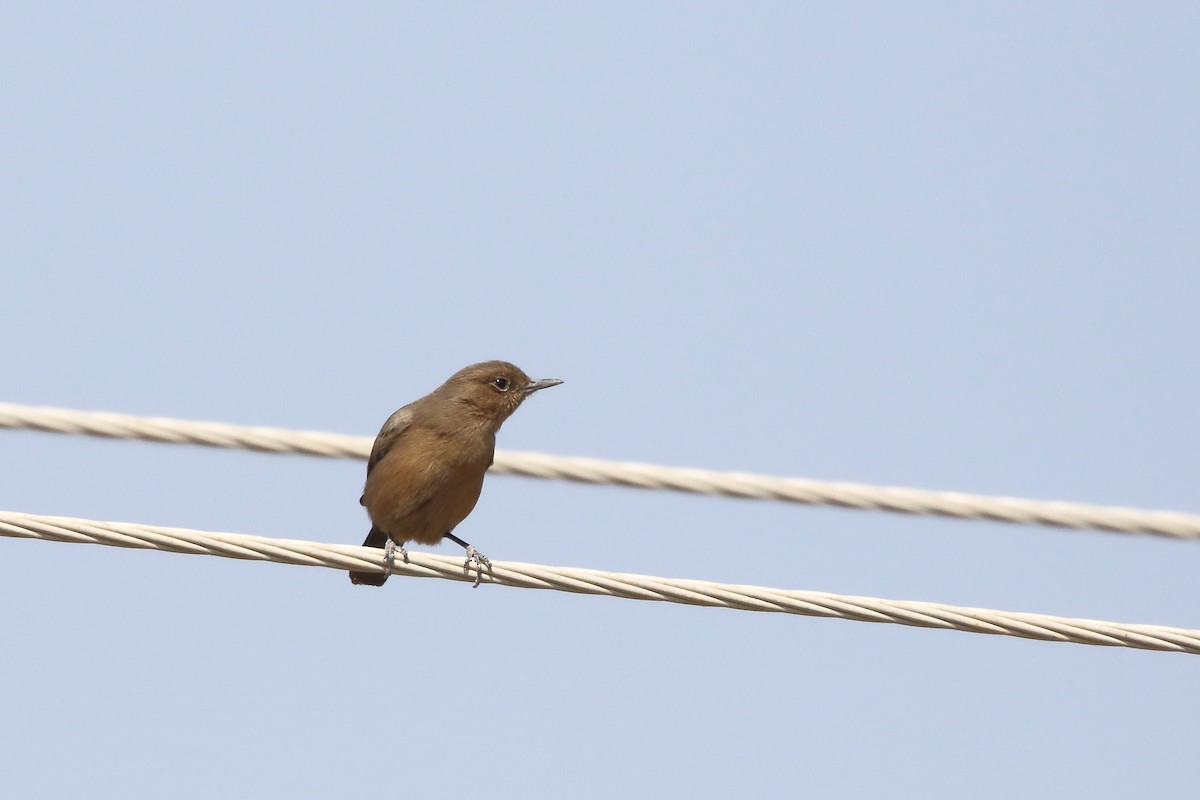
[3,3,1198,797]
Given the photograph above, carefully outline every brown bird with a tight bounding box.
[348,360,562,587]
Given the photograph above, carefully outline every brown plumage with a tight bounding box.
[348,361,562,587]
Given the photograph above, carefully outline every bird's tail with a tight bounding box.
[349,526,390,586]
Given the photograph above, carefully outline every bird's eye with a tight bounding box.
[492,377,510,391]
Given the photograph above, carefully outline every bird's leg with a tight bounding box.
[383,537,408,575]
[463,546,492,588]
[445,532,493,588]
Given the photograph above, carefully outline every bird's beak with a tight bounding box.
[521,378,563,394]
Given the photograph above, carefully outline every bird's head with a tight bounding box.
[441,360,562,427]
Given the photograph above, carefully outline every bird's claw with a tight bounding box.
[383,538,408,575]
[463,546,493,588]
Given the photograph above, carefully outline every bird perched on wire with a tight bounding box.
[348,360,562,587]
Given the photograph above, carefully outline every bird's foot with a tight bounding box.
[383,538,408,575]
[463,546,493,588]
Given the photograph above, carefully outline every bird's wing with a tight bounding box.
[365,404,416,478]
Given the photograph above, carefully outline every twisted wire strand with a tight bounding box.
[2,510,1196,655]
[3,401,1199,540]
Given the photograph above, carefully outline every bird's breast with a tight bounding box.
[361,426,495,545]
